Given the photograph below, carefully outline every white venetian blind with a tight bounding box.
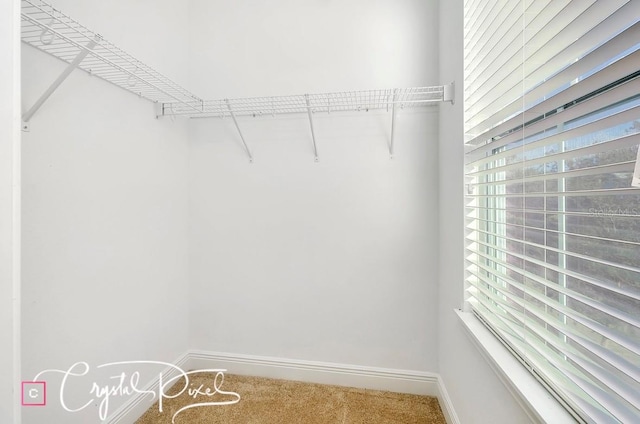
[464,1,640,423]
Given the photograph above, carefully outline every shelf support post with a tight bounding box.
[304,94,319,162]
[22,38,99,125]
[389,88,398,158]
[225,99,253,163]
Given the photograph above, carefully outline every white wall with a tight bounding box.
[21,1,190,422]
[187,0,441,372]
[437,1,534,423]
[0,1,21,422]
[188,0,438,99]
[17,1,539,422]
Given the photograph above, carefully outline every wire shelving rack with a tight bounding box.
[21,0,202,124]
[21,0,454,160]
[161,86,452,118]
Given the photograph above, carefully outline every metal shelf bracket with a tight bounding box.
[225,99,253,163]
[22,37,99,125]
[389,88,399,158]
[304,94,319,162]
[21,0,203,124]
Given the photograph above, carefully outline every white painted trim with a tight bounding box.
[187,350,439,396]
[0,0,22,422]
[101,350,461,424]
[12,26,22,423]
[436,375,461,424]
[102,352,191,424]
[456,309,576,424]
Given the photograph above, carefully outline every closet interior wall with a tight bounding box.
[21,0,190,422]
[22,0,443,422]
[187,0,440,371]
[18,1,547,423]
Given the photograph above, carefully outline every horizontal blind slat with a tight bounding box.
[465,0,640,143]
[465,76,640,160]
[468,273,640,386]
[467,56,640,147]
[466,132,640,178]
[468,187,640,198]
[466,47,640,137]
[465,252,640,355]
[467,226,640,274]
[467,239,640,306]
[470,300,625,423]
[470,284,640,420]
[468,161,636,187]
[464,215,640,247]
[464,0,512,57]
[464,0,640,421]
[464,1,521,67]
[466,0,593,107]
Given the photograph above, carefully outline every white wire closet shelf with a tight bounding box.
[161,85,453,162]
[20,0,202,123]
[160,86,453,118]
[21,0,454,160]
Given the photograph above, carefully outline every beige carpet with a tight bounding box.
[136,373,447,424]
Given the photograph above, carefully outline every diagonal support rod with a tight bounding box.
[304,94,319,162]
[22,38,99,124]
[225,99,253,163]
[389,88,398,158]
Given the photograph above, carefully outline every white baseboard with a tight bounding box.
[187,350,440,397]
[102,351,190,424]
[436,375,461,424]
[102,350,460,424]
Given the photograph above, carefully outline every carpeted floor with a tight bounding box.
[135,373,447,423]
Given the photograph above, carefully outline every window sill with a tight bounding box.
[455,309,577,424]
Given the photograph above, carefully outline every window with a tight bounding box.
[463,1,640,422]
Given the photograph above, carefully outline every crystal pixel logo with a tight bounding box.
[21,381,46,406]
